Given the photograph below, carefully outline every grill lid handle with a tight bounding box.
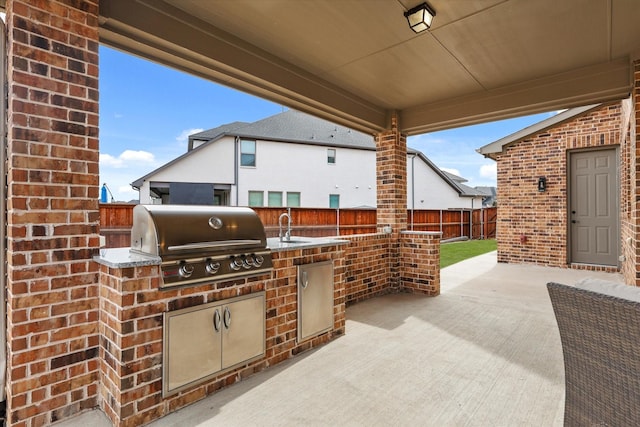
[167,239,263,252]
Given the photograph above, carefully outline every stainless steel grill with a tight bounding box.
[130,205,273,288]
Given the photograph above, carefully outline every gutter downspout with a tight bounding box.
[410,154,415,230]
[234,137,239,206]
[470,199,473,239]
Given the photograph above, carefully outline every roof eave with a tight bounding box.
[476,103,604,157]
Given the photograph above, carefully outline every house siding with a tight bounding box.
[494,102,627,271]
[137,131,483,209]
[237,139,377,208]
[408,158,477,209]
[138,137,236,204]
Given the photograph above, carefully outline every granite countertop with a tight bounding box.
[94,237,350,268]
[94,247,161,268]
[267,236,350,252]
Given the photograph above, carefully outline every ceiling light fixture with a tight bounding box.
[404,2,436,33]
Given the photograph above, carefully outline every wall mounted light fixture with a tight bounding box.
[538,177,547,192]
[404,2,436,33]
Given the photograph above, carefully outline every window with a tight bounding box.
[287,192,301,207]
[241,139,256,167]
[248,191,264,206]
[268,191,283,207]
[327,148,336,164]
[329,194,340,208]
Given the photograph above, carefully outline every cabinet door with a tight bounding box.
[164,305,222,394]
[298,261,334,342]
[221,293,265,370]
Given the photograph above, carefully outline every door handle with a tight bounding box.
[301,271,309,289]
[213,309,221,332]
[571,220,577,224]
[223,306,231,329]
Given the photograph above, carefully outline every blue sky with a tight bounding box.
[99,46,555,202]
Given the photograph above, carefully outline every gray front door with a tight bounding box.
[569,148,618,266]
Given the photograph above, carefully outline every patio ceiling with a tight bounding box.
[98,0,640,135]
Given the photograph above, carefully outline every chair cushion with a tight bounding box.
[574,278,640,303]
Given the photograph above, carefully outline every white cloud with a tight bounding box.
[99,153,119,167]
[410,134,447,145]
[479,163,497,180]
[100,150,155,168]
[176,128,204,142]
[117,184,138,196]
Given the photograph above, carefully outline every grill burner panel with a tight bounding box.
[130,205,273,288]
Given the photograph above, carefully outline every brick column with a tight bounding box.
[6,1,101,425]
[633,59,640,285]
[375,112,407,234]
[400,231,441,295]
[375,112,407,290]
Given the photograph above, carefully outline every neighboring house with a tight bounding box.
[478,101,630,270]
[132,110,485,209]
[474,186,497,207]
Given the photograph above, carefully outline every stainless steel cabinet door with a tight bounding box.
[164,305,222,394]
[221,293,265,369]
[298,261,334,342]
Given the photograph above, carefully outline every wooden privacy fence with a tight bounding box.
[99,204,497,248]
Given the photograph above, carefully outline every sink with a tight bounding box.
[280,239,310,244]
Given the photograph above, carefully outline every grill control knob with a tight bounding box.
[253,254,264,267]
[205,261,221,275]
[242,257,253,269]
[230,257,244,271]
[179,263,195,278]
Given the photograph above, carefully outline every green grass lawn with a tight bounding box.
[440,239,497,268]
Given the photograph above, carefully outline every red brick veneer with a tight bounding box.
[6,1,101,425]
[98,245,345,427]
[493,102,627,271]
[400,231,441,296]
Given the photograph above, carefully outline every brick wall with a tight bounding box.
[494,102,626,270]
[375,113,407,292]
[625,60,640,285]
[400,231,441,295]
[98,245,345,427]
[342,232,441,304]
[343,233,393,305]
[375,113,407,234]
[6,1,101,425]
[619,95,635,285]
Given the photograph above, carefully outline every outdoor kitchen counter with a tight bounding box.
[93,236,351,268]
[93,238,348,427]
[94,246,160,268]
[267,236,350,252]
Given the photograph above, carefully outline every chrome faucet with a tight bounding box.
[278,211,292,242]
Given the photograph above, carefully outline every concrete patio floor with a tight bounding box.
[59,251,623,426]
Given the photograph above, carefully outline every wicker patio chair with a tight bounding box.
[547,280,640,426]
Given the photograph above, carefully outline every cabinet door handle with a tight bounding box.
[223,306,231,329]
[213,309,221,332]
[301,271,309,289]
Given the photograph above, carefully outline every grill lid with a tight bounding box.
[130,205,268,259]
[130,205,273,288]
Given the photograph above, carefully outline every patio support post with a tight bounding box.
[5,1,101,425]
[375,112,407,234]
[375,112,407,290]
[632,58,640,285]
